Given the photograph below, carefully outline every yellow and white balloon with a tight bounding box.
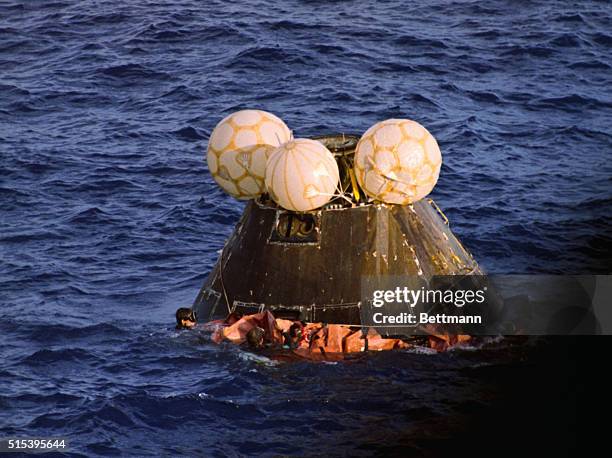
[207,109,292,199]
[265,139,339,212]
[354,119,442,204]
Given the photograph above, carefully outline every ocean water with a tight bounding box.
[1,0,610,456]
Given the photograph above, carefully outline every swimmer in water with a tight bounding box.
[175,308,196,330]
[283,322,304,349]
[246,326,265,349]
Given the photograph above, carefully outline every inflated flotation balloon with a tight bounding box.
[265,139,339,212]
[207,110,292,200]
[354,119,442,204]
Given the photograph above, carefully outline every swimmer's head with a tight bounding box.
[246,326,265,349]
[176,307,196,330]
[285,322,303,348]
[289,322,303,339]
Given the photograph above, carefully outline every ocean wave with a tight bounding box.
[530,94,611,111]
[26,323,125,343]
[97,63,172,81]
[394,35,448,49]
[227,46,313,68]
[172,126,205,141]
[22,348,101,365]
[568,59,611,70]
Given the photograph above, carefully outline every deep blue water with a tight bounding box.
[1,0,611,456]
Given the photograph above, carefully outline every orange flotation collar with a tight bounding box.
[201,310,472,361]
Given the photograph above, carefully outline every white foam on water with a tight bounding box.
[405,346,438,355]
[237,350,279,366]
